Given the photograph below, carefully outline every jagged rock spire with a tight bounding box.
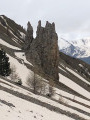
[38,20,41,27]
[24,21,33,50]
[36,20,42,37]
[27,22,33,34]
[25,21,59,81]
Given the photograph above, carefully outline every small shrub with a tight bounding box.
[46,93,51,97]
[59,96,65,103]
[58,96,69,105]
[16,79,22,85]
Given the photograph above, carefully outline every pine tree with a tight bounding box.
[0,48,11,76]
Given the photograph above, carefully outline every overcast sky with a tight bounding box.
[1,0,90,40]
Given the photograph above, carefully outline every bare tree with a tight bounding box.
[27,72,43,94]
[10,65,18,81]
[48,79,55,97]
[10,65,22,85]
[27,67,55,95]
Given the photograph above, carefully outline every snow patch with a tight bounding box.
[7,54,33,86]
[0,38,20,50]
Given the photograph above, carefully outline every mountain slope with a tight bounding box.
[60,38,90,64]
[0,51,90,120]
[0,15,26,48]
[0,15,90,120]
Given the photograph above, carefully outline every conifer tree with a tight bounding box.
[0,48,11,76]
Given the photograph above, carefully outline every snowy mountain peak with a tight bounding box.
[60,37,90,64]
[59,38,72,49]
[71,38,90,48]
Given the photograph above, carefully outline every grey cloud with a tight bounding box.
[0,0,90,40]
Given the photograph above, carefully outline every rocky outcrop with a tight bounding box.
[24,22,33,50]
[25,21,59,81]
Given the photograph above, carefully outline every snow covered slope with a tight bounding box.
[0,15,90,120]
[0,90,72,120]
[0,15,25,48]
[59,38,90,64]
[0,40,90,119]
[0,55,90,120]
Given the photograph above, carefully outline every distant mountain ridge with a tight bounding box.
[59,38,90,64]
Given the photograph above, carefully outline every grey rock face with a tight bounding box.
[24,22,33,50]
[25,21,59,81]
